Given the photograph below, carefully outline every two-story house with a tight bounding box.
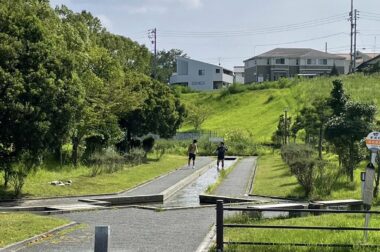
[244,48,347,83]
[169,56,234,91]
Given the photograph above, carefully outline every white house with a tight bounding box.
[233,66,245,83]
[169,56,234,91]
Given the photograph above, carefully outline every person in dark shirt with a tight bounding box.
[216,142,228,170]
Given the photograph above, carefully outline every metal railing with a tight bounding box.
[215,200,380,251]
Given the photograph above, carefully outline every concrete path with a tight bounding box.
[214,157,257,197]
[0,157,213,208]
[18,208,215,252]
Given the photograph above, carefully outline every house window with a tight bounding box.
[216,69,220,73]
[198,69,205,76]
[307,59,316,65]
[296,59,299,65]
[267,59,270,65]
[275,58,285,64]
[318,59,328,65]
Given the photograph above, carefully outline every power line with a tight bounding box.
[254,33,347,47]
[158,13,347,38]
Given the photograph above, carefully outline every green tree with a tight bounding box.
[0,0,81,193]
[119,79,186,144]
[156,49,187,83]
[186,105,209,131]
[325,101,376,181]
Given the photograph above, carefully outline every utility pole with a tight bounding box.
[349,0,354,73]
[148,28,157,79]
[353,9,358,71]
[325,42,328,53]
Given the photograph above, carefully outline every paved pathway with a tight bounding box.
[214,157,257,197]
[18,208,215,252]
[16,157,261,252]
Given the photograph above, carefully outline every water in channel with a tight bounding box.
[163,158,237,207]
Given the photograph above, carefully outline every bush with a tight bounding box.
[87,148,125,176]
[288,157,316,197]
[142,137,155,154]
[124,148,146,166]
[224,129,257,156]
[281,144,314,165]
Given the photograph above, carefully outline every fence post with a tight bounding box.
[94,226,110,252]
[216,200,224,252]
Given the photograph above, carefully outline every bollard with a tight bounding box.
[216,200,224,252]
[94,226,110,252]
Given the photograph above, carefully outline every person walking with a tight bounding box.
[188,139,198,168]
[216,142,228,170]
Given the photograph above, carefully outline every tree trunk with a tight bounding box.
[318,125,323,160]
[348,141,354,182]
[71,136,80,167]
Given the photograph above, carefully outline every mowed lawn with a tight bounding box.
[0,213,70,248]
[224,212,380,252]
[0,155,185,198]
[180,74,380,142]
[252,153,304,198]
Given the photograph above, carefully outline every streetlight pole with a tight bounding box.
[284,108,288,145]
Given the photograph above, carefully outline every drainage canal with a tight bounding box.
[162,157,238,207]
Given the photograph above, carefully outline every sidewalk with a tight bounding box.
[214,157,257,197]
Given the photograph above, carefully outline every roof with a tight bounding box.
[356,54,380,69]
[244,48,346,62]
[176,56,232,72]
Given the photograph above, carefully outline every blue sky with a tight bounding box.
[50,0,380,69]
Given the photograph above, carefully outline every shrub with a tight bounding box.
[142,137,155,154]
[87,148,125,176]
[224,129,257,156]
[281,144,314,165]
[125,148,146,166]
[288,157,316,197]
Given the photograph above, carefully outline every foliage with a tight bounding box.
[186,104,209,131]
[155,49,187,83]
[224,129,257,155]
[142,136,155,154]
[87,148,125,176]
[119,78,186,143]
[124,148,146,166]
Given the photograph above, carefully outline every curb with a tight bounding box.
[245,157,258,196]
[0,221,78,252]
[196,225,216,252]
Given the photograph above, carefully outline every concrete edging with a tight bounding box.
[0,221,78,252]
[245,157,258,196]
[196,225,216,252]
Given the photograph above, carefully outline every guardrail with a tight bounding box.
[215,200,380,251]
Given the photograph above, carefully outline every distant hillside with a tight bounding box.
[180,74,380,142]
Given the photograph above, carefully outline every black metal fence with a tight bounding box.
[215,200,380,251]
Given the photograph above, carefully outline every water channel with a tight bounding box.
[163,158,238,207]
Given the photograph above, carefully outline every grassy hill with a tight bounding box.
[180,74,380,142]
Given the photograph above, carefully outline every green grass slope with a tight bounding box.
[180,74,380,142]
